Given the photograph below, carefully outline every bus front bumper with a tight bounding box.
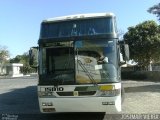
[39,96,121,113]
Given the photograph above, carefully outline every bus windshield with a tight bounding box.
[40,17,114,39]
[75,39,118,84]
[39,39,118,85]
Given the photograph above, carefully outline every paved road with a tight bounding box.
[0,76,38,114]
[0,76,105,120]
[0,76,160,120]
[122,80,160,114]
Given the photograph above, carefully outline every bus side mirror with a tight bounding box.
[119,41,130,64]
[124,44,130,61]
[29,47,38,68]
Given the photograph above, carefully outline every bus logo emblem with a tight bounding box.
[84,58,92,63]
[45,87,64,92]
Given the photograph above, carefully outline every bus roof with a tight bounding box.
[43,12,115,23]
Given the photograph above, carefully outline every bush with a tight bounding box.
[121,71,160,82]
[121,71,147,80]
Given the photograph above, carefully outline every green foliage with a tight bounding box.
[121,71,147,80]
[29,48,38,67]
[10,52,36,74]
[0,46,10,64]
[148,3,160,21]
[122,71,160,81]
[124,20,160,66]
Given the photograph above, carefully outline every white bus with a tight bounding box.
[29,13,129,113]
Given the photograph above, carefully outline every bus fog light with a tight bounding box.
[48,102,53,106]
[42,103,46,106]
[42,102,53,106]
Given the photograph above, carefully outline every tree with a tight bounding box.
[148,3,160,21]
[118,29,125,40]
[124,20,160,67]
[0,45,10,64]
[10,52,36,74]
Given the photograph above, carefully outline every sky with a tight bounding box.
[0,0,159,58]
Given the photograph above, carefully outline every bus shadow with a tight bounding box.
[33,113,105,120]
[124,84,160,93]
[17,113,121,120]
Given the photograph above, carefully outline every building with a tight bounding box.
[0,63,23,77]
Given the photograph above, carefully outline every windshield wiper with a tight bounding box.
[77,60,98,87]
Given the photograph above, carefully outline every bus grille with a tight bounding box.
[56,91,96,96]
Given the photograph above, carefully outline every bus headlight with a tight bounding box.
[38,91,56,97]
[42,102,53,106]
[96,89,120,97]
[96,85,121,97]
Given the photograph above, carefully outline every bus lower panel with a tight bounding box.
[38,96,121,113]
